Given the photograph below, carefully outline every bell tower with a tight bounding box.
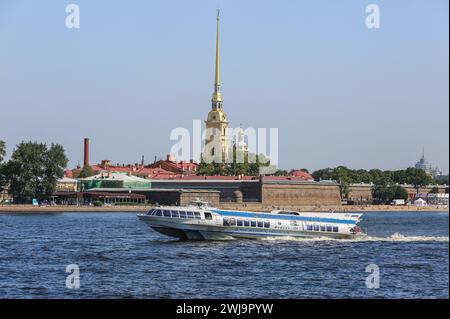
[204,10,229,162]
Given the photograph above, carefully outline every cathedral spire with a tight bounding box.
[212,9,223,109]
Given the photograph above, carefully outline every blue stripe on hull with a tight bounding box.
[212,209,357,225]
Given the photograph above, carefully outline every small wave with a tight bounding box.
[258,233,449,243]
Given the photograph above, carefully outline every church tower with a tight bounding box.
[203,10,229,162]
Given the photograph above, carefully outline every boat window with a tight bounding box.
[204,212,212,220]
[257,220,263,227]
[243,220,250,227]
[163,210,171,217]
[307,224,313,231]
[187,211,194,219]
[237,219,243,226]
[179,211,187,218]
[154,210,162,216]
[264,221,270,228]
[228,218,236,226]
[332,226,338,232]
[314,225,320,231]
[326,225,332,232]
[194,212,201,219]
[147,209,155,215]
[223,217,230,226]
[171,210,179,218]
[250,220,256,227]
[320,225,326,232]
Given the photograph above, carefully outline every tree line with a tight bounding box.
[0,139,68,204]
[198,146,272,176]
[311,166,445,203]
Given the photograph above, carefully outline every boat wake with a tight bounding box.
[260,232,449,243]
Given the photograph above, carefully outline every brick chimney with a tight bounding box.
[83,138,90,167]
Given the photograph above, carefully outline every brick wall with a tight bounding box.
[261,181,341,206]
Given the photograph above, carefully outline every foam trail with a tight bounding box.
[259,233,449,243]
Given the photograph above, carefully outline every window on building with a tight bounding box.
[211,148,215,156]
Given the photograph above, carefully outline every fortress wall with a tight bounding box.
[348,185,373,201]
[261,182,341,206]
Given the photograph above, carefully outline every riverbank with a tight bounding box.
[0,204,448,213]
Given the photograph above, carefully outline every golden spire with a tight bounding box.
[215,9,221,87]
[212,9,223,108]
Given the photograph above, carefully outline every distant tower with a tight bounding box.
[83,138,90,167]
[203,10,229,162]
[414,147,442,178]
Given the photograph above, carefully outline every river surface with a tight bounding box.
[0,211,448,298]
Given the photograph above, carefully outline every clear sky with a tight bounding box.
[0,0,448,173]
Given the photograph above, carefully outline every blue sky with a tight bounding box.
[0,0,448,173]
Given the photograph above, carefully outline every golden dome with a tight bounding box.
[207,109,228,122]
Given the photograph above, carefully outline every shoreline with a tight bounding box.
[0,204,448,213]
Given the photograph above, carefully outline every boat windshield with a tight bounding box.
[277,211,300,216]
[189,200,211,208]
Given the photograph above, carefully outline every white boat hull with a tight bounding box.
[138,215,360,240]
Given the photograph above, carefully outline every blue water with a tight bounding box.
[0,211,448,298]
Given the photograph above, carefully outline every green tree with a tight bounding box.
[372,185,407,204]
[330,166,352,199]
[429,186,440,194]
[77,165,96,178]
[4,141,68,203]
[372,185,395,204]
[433,176,449,186]
[369,169,392,186]
[312,168,334,181]
[393,185,408,201]
[0,141,7,195]
[198,146,271,177]
[274,169,288,176]
[405,167,433,194]
[0,139,5,163]
[41,143,69,198]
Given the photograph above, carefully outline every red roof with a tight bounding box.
[289,170,314,180]
[64,169,74,178]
